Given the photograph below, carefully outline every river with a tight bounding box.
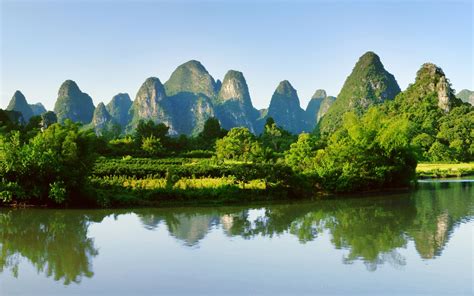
[1,180,473,295]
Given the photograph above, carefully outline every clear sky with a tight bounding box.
[1,0,472,111]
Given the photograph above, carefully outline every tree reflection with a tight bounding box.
[0,182,471,283]
[0,209,100,285]
[134,182,472,270]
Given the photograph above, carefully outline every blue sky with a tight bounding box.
[1,0,472,110]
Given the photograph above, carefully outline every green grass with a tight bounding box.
[416,163,474,178]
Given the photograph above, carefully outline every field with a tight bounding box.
[416,163,474,178]
[90,157,298,207]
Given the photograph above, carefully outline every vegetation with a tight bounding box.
[416,162,474,178]
[0,121,97,206]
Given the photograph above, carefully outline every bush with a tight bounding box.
[0,121,98,205]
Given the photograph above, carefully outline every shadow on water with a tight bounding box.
[0,181,472,283]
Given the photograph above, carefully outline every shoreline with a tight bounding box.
[3,178,472,209]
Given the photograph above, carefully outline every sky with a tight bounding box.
[1,0,472,111]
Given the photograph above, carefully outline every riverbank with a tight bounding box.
[416,162,474,178]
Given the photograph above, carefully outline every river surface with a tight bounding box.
[1,180,473,295]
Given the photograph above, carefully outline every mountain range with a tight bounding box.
[4,52,472,136]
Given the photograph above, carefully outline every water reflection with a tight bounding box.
[0,210,99,284]
[0,181,472,283]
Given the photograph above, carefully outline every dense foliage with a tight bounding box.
[0,121,98,205]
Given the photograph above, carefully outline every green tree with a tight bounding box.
[215,127,262,161]
[0,120,98,205]
[284,133,316,173]
[40,111,57,130]
[134,120,169,145]
[261,117,296,153]
[141,135,164,156]
[197,117,227,149]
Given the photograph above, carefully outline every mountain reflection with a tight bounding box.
[133,181,473,269]
[0,181,472,283]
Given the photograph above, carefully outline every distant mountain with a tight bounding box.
[456,89,474,105]
[163,60,216,135]
[128,77,175,133]
[317,96,336,123]
[29,103,47,116]
[19,53,467,139]
[106,93,132,128]
[318,51,401,135]
[164,60,218,99]
[387,63,471,161]
[214,70,259,133]
[305,90,326,126]
[266,80,307,134]
[6,91,34,122]
[305,89,336,129]
[53,80,95,124]
[392,63,463,113]
[91,102,114,135]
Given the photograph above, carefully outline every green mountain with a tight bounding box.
[318,51,401,135]
[387,63,471,161]
[214,70,259,133]
[128,77,175,134]
[53,80,95,124]
[305,90,326,123]
[163,60,217,135]
[265,80,307,134]
[29,103,47,116]
[305,89,336,129]
[6,91,34,122]
[317,96,336,123]
[91,102,113,135]
[164,60,217,99]
[106,93,132,128]
[392,63,462,113]
[456,89,474,105]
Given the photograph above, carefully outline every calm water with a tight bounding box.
[1,181,473,295]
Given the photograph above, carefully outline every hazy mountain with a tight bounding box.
[106,93,132,128]
[318,51,401,135]
[214,70,259,133]
[164,60,217,99]
[305,89,336,129]
[456,89,474,105]
[164,60,217,135]
[53,80,95,124]
[29,103,47,116]
[91,102,114,135]
[128,77,175,134]
[6,91,33,122]
[266,80,307,134]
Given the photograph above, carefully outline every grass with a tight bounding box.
[416,162,474,178]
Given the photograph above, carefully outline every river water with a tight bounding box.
[1,180,473,295]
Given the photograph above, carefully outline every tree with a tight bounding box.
[133,120,169,145]
[314,108,417,192]
[40,111,57,130]
[284,133,316,173]
[261,118,296,153]
[215,127,262,161]
[141,135,164,156]
[0,120,98,205]
[197,117,227,150]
